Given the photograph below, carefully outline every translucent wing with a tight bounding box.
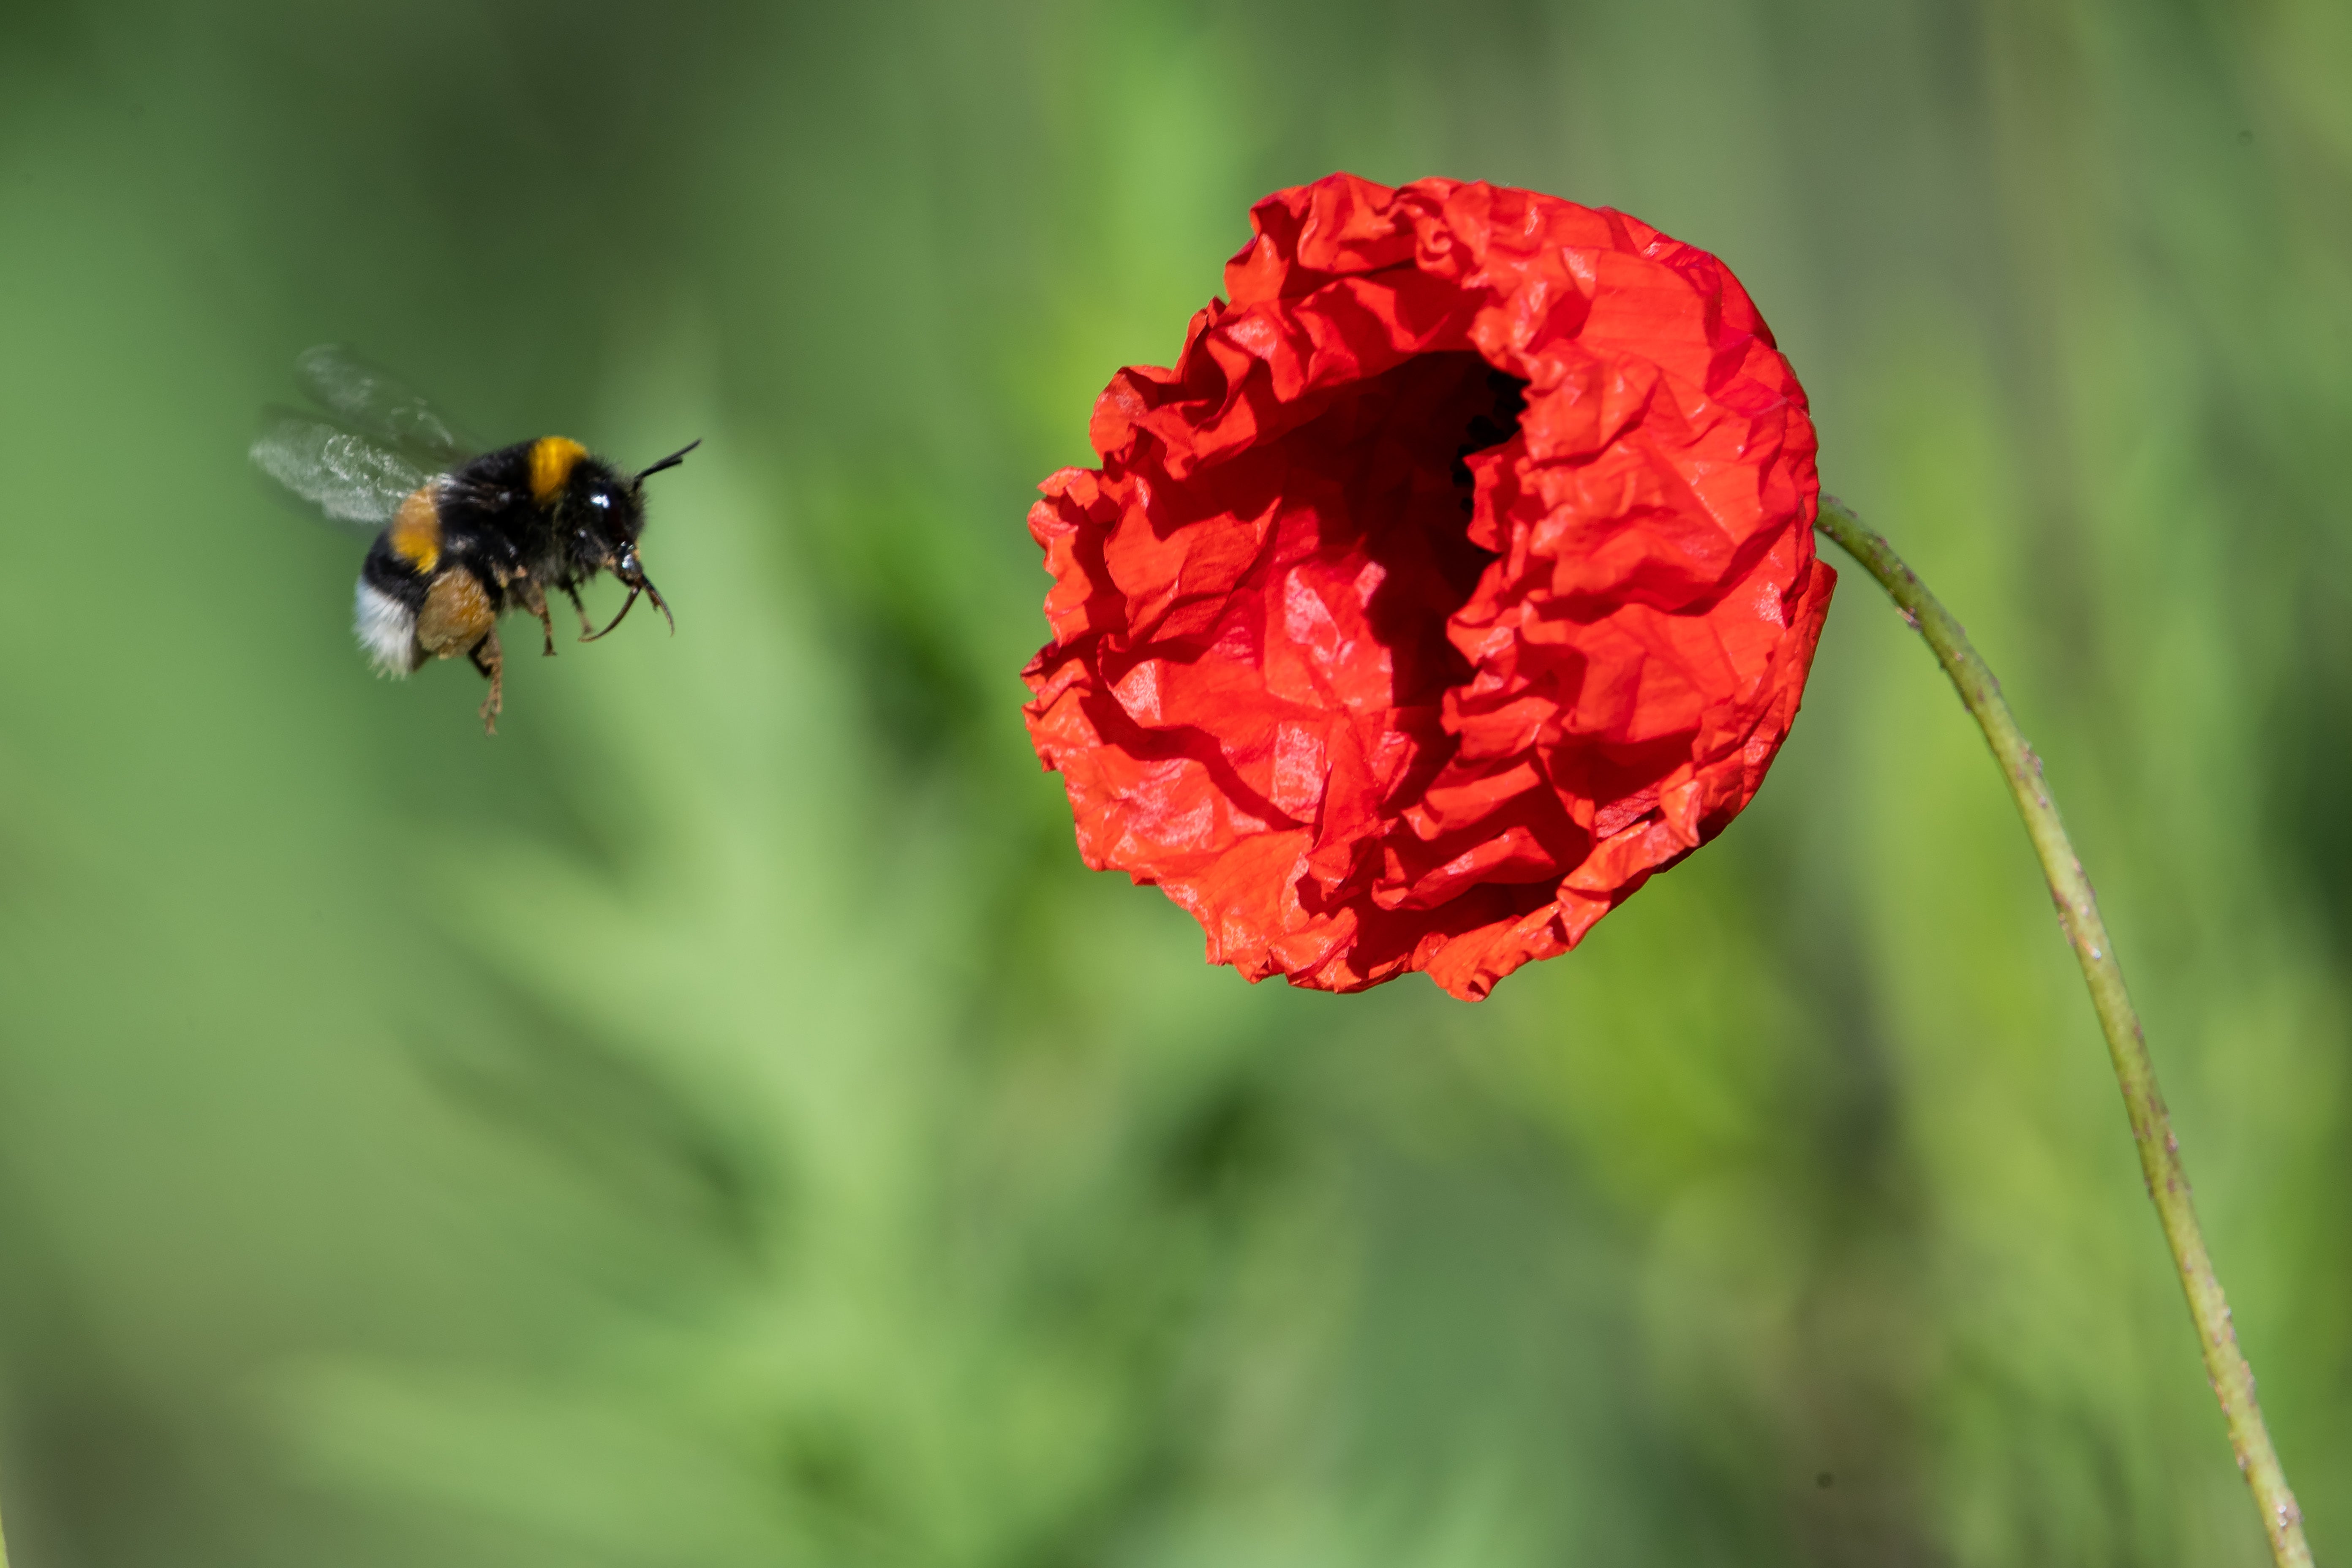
[291,344,474,468]
[250,412,431,527]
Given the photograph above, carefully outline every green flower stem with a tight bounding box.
[1815,496,2312,1568]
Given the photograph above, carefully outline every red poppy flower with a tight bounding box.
[1021,173,1833,1000]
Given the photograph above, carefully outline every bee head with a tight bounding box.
[563,458,644,553]
[573,439,699,641]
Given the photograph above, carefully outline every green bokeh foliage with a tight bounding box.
[0,0,2346,1563]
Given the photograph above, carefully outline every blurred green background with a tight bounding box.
[0,0,2347,1563]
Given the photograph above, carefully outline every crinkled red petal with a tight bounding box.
[1024,173,1833,1000]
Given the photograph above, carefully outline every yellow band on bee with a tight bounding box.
[390,485,441,574]
[529,436,588,504]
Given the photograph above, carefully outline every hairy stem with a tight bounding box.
[1814,497,2311,1565]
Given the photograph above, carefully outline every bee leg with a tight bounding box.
[469,631,504,735]
[563,583,596,640]
[515,577,557,656]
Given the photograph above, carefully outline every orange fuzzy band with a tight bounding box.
[529,436,587,503]
[389,486,441,574]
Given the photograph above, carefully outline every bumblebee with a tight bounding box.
[252,345,697,732]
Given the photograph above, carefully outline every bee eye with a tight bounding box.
[590,492,612,510]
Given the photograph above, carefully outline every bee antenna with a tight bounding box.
[633,438,702,486]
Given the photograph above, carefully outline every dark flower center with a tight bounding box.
[1268,351,1526,710]
[1450,368,1529,505]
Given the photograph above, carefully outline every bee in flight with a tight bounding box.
[252,345,698,732]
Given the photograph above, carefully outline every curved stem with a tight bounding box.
[1815,496,2312,1568]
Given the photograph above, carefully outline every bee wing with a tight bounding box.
[292,344,475,468]
[250,412,432,527]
